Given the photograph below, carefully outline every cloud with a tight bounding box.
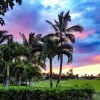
[0,0,99,68]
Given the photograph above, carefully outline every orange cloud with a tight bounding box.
[91,55,100,61]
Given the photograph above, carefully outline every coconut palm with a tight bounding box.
[41,33,73,87]
[20,32,45,69]
[46,11,83,87]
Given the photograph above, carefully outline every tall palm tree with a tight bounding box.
[41,33,73,88]
[5,35,13,88]
[41,35,56,88]
[46,11,83,87]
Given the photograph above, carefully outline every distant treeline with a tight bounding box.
[42,69,100,80]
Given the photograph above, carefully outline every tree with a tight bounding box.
[41,33,73,87]
[41,34,59,87]
[2,35,13,88]
[46,11,83,87]
[14,63,25,86]
[0,40,27,88]
[20,32,45,69]
[25,63,41,87]
[0,0,22,25]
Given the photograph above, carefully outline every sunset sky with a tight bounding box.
[0,0,100,75]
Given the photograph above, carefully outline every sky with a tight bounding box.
[0,0,100,75]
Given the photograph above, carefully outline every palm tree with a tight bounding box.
[1,40,27,88]
[46,11,83,87]
[20,32,45,69]
[20,32,46,86]
[41,33,73,88]
[41,34,58,88]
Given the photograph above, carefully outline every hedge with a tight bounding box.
[0,84,95,100]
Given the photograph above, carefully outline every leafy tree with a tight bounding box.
[0,0,22,25]
[46,11,83,87]
[25,63,41,87]
[0,40,27,87]
[14,63,25,86]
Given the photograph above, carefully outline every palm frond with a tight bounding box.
[64,10,71,22]
[57,50,73,64]
[0,18,5,26]
[19,32,28,46]
[7,35,13,44]
[29,33,34,44]
[35,34,42,40]
[42,33,56,41]
[67,25,84,33]
[58,12,64,28]
[65,34,75,43]
[46,20,58,32]
[57,44,73,52]
[16,0,22,5]
[0,30,8,37]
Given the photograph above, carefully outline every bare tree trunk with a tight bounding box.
[5,65,9,88]
[49,55,53,88]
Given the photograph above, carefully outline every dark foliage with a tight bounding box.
[0,84,95,100]
[0,0,22,26]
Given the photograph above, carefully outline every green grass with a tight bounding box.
[34,79,100,92]
[34,79,100,100]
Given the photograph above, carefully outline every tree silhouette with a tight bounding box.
[46,11,83,87]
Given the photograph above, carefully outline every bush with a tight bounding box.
[0,84,95,100]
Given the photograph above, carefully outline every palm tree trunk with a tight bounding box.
[56,55,63,87]
[56,34,63,87]
[49,55,53,88]
[5,65,9,88]
[26,78,28,87]
[18,77,21,86]
[29,79,32,87]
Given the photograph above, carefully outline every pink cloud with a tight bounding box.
[73,29,95,39]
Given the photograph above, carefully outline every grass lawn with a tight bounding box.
[34,79,100,92]
[34,79,100,100]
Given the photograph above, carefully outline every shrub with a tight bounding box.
[0,84,95,100]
